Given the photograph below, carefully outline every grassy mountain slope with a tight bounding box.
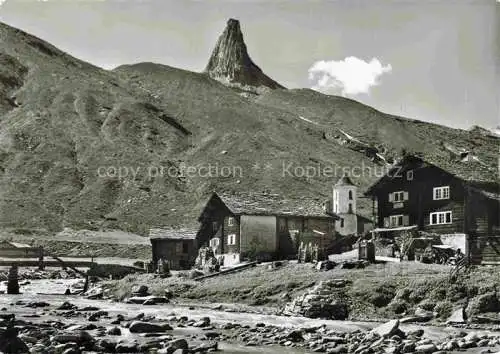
[0,21,497,236]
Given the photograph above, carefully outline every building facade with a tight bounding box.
[198,192,339,265]
[365,154,499,264]
[149,228,198,270]
[333,175,373,236]
[0,241,43,258]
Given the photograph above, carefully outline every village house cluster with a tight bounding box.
[149,153,500,271]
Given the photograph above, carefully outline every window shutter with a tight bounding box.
[403,191,409,201]
[388,193,394,202]
[384,217,390,228]
[403,215,409,226]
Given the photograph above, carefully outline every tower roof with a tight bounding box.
[335,175,356,187]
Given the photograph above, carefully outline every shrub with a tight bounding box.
[389,299,409,314]
[369,285,396,307]
[434,301,453,319]
[430,287,447,301]
[448,284,468,302]
[419,299,436,311]
[466,292,500,317]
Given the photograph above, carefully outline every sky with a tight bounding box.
[0,0,498,130]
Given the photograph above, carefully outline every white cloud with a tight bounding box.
[308,56,392,96]
[0,0,6,7]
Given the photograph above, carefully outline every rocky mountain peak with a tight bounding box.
[204,18,285,91]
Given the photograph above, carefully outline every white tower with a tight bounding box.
[333,174,358,235]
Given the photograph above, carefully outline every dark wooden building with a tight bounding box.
[365,154,499,264]
[0,241,43,258]
[197,192,339,265]
[149,228,198,270]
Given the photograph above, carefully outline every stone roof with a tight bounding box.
[216,192,338,219]
[149,228,198,240]
[421,153,498,185]
[335,175,356,187]
[366,153,499,196]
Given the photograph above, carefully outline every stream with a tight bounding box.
[1,280,500,353]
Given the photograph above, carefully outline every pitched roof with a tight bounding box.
[421,152,498,184]
[0,241,33,248]
[215,191,339,219]
[365,153,499,196]
[149,228,198,240]
[335,175,356,187]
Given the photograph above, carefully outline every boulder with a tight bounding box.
[193,316,210,327]
[166,338,188,351]
[131,285,150,296]
[446,307,466,324]
[128,321,172,333]
[97,339,117,352]
[106,327,121,336]
[115,340,139,353]
[315,260,336,271]
[415,343,437,353]
[88,310,108,321]
[51,331,94,349]
[371,320,400,338]
[143,296,170,305]
[57,302,78,311]
[126,295,169,305]
[193,342,218,352]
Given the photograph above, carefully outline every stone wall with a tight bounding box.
[281,279,350,320]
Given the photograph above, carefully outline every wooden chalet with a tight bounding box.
[149,228,198,270]
[365,154,499,264]
[197,192,339,265]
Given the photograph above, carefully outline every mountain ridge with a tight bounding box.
[0,19,497,236]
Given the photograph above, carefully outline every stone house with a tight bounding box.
[197,192,339,266]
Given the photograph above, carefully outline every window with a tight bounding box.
[390,215,404,227]
[182,241,189,254]
[227,234,236,245]
[340,218,344,228]
[389,191,408,203]
[407,170,414,181]
[348,190,353,200]
[429,211,452,225]
[348,203,353,213]
[433,186,450,200]
[333,191,339,212]
[393,191,405,202]
[209,238,220,248]
[228,217,234,226]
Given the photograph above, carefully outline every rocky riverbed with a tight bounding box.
[1,280,500,354]
[0,268,81,282]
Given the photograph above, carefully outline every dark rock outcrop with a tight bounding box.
[205,18,284,91]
